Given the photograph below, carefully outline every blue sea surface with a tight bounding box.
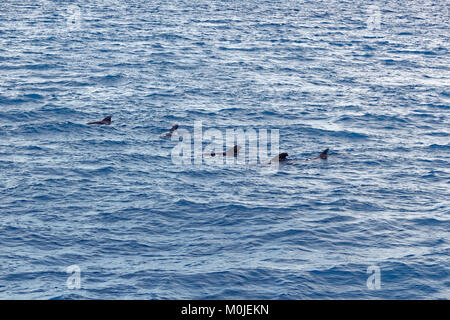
[0,0,449,299]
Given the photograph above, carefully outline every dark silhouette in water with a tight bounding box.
[87,116,112,125]
[208,145,241,157]
[270,148,330,164]
[318,148,329,159]
[305,148,330,161]
[268,152,289,164]
[160,124,179,137]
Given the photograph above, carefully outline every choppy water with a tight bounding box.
[0,0,449,299]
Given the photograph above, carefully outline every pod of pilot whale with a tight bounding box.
[269,148,329,164]
[86,119,329,164]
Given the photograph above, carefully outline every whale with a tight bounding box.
[159,124,179,138]
[205,145,241,157]
[312,148,329,160]
[269,149,329,164]
[268,152,289,164]
[87,116,111,125]
[318,148,329,159]
[302,148,330,161]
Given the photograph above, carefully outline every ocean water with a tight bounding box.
[0,0,449,299]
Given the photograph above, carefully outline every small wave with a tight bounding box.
[88,74,124,85]
[428,144,449,150]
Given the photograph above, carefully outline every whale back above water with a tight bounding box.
[207,145,241,157]
[269,152,289,164]
[160,124,179,137]
[87,116,112,125]
[319,148,329,159]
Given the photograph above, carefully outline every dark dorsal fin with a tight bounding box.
[170,124,179,133]
[319,148,329,159]
[87,115,111,125]
[269,152,288,164]
[233,145,240,156]
[223,145,241,157]
[159,124,179,137]
[279,152,289,161]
